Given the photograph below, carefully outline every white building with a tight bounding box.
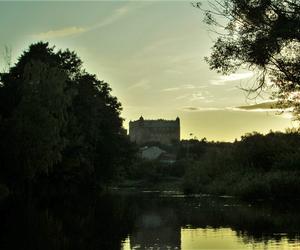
[140,146,166,160]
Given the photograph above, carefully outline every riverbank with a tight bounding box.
[183,168,300,200]
[115,177,183,192]
[117,166,300,201]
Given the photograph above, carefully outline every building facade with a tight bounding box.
[129,116,180,145]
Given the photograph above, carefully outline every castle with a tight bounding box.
[129,116,180,145]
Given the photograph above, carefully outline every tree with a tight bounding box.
[197,0,300,116]
[0,42,134,193]
[62,72,125,185]
[12,61,69,179]
[0,49,71,189]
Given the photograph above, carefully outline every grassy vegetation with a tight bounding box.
[122,130,300,200]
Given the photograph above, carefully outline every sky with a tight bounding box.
[0,1,296,141]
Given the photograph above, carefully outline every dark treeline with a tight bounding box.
[181,131,300,199]
[123,130,300,200]
[0,42,136,197]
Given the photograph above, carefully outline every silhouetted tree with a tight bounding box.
[197,0,300,116]
[0,42,134,193]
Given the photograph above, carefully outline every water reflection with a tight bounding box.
[124,227,300,250]
[0,192,300,250]
[181,228,300,250]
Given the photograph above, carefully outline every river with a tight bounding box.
[0,191,299,249]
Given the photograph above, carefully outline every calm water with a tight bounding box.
[0,191,300,250]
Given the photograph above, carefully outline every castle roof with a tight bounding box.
[130,117,180,128]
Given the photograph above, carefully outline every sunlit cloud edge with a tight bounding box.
[31,5,133,39]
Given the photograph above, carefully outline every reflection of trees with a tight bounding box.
[129,194,300,245]
[0,195,135,250]
[178,196,300,243]
[0,194,300,249]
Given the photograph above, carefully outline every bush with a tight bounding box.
[126,160,163,183]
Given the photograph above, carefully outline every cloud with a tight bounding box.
[183,107,199,111]
[182,106,223,112]
[233,101,281,112]
[175,94,190,100]
[128,79,150,90]
[32,5,131,39]
[181,105,279,113]
[210,72,254,86]
[180,101,292,114]
[182,84,198,89]
[34,26,86,39]
[162,87,180,92]
[91,6,130,30]
[189,90,214,102]
[172,89,213,102]
[190,92,206,101]
[161,84,207,92]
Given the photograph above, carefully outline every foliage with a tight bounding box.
[236,131,300,171]
[183,143,237,194]
[177,139,207,160]
[126,160,166,183]
[197,0,300,115]
[183,130,300,199]
[0,42,135,194]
